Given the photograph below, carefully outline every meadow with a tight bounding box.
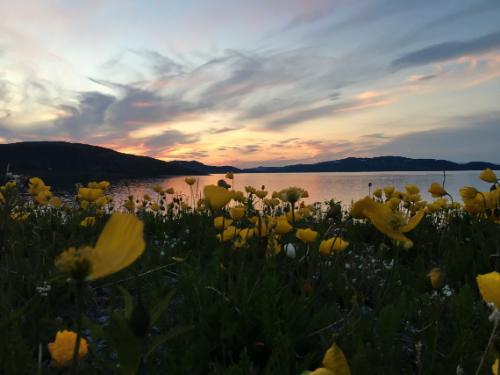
[0,171,499,374]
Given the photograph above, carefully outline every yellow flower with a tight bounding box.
[427,268,445,289]
[459,186,479,201]
[94,196,109,207]
[153,184,164,194]
[78,187,103,202]
[383,186,395,198]
[35,190,53,205]
[493,358,499,375]
[476,271,500,308]
[49,196,62,207]
[296,228,318,243]
[185,177,196,186]
[0,191,4,204]
[48,330,88,367]
[203,185,232,210]
[229,206,245,220]
[10,210,30,221]
[80,216,96,227]
[239,228,255,240]
[245,185,257,194]
[319,237,349,255]
[232,191,245,202]
[373,188,382,199]
[124,198,135,212]
[255,190,268,199]
[255,220,268,237]
[310,343,351,375]
[214,216,233,230]
[428,182,447,197]
[165,187,175,194]
[275,216,293,235]
[479,168,497,183]
[280,187,303,204]
[28,177,50,195]
[217,226,239,242]
[405,184,420,195]
[351,196,425,248]
[56,213,145,280]
[225,172,234,179]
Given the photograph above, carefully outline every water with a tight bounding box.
[106,170,497,206]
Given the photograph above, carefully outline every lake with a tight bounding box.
[105,170,497,206]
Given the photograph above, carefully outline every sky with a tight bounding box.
[0,0,499,167]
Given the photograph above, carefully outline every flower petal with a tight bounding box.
[400,210,425,233]
[322,343,351,375]
[88,213,145,280]
[476,272,500,308]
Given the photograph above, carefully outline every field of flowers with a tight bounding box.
[0,170,499,374]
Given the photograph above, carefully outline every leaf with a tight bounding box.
[150,289,176,326]
[117,285,134,319]
[110,310,143,375]
[82,315,107,341]
[144,325,194,362]
[322,343,351,375]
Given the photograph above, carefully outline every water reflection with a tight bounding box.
[107,170,495,207]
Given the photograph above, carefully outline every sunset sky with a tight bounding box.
[0,0,499,167]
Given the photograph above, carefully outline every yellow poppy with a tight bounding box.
[56,213,145,281]
[48,330,88,367]
[214,216,233,230]
[428,183,447,197]
[255,190,268,199]
[225,172,234,179]
[217,226,239,242]
[479,168,497,183]
[405,184,420,195]
[493,358,499,375]
[80,216,96,227]
[427,268,445,289]
[296,228,318,243]
[383,186,395,198]
[319,237,349,255]
[275,217,293,235]
[476,271,500,308]
[310,343,351,375]
[351,196,425,248]
[0,191,5,204]
[459,186,478,201]
[229,206,245,220]
[203,185,233,210]
[373,188,382,198]
[78,187,103,202]
[185,177,196,186]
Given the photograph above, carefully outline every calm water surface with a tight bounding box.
[107,171,496,206]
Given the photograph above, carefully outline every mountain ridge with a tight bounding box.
[1,142,498,185]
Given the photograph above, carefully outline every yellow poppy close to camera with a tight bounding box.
[310,343,351,375]
[55,213,145,281]
[479,168,497,183]
[48,330,88,367]
[229,206,245,220]
[351,196,424,248]
[476,271,500,308]
[203,185,233,210]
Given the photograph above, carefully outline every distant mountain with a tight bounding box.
[169,160,241,174]
[242,156,500,173]
[0,142,223,184]
[1,143,498,186]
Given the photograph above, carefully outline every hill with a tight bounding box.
[0,141,211,184]
[242,156,500,173]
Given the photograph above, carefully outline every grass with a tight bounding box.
[0,177,499,374]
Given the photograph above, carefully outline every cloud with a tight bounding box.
[391,29,500,69]
[369,112,500,163]
[53,91,115,138]
[208,126,241,134]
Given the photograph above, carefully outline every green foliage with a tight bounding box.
[0,186,498,374]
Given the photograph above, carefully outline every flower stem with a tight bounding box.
[474,316,498,375]
[71,280,84,374]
